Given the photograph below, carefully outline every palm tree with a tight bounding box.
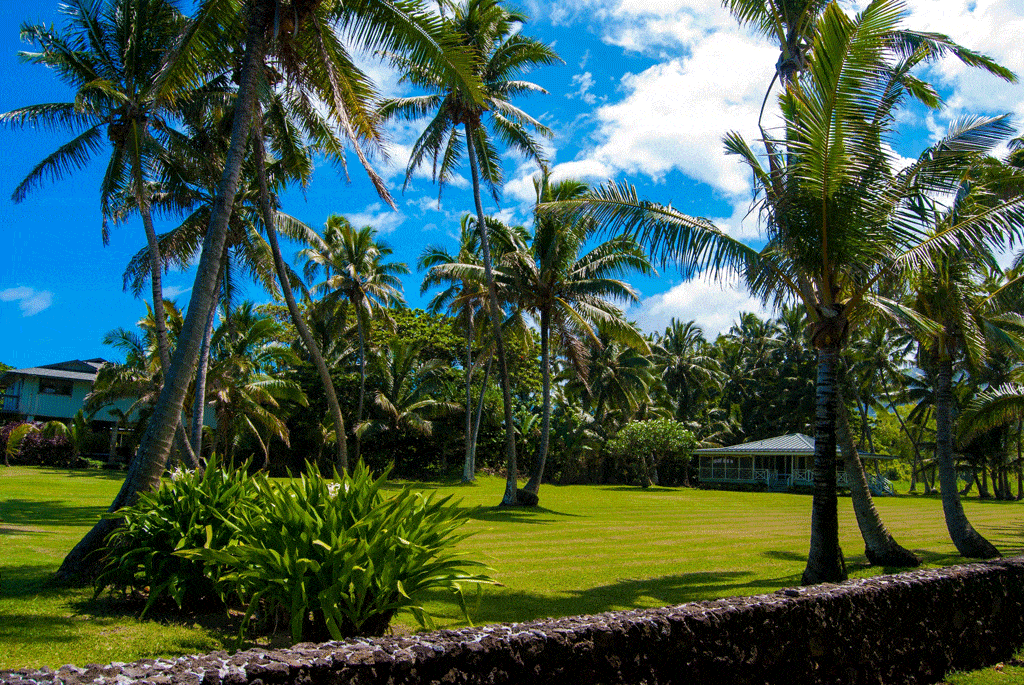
[356,341,458,444]
[565,327,657,438]
[419,214,524,482]
[204,302,307,468]
[3,0,204,470]
[3,0,189,378]
[119,95,308,458]
[505,172,653,499]
[302,215,409,462]
[381,0,559,506]
[544,0,1021,583]
[905,249,1020,558]
[56,0,482,583]
[655,320,724,425]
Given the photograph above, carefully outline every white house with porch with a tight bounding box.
[694,433,895,495]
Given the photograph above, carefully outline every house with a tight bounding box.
[694,433,895,495]
[0,358,134,426]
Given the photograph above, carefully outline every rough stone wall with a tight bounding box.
[4,558,1024,685]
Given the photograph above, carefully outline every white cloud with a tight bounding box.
[631,269,771,337]
[347,203,407,234]
[162,285,192,300]
[901,0,1024,120]
[567,71,598,105]
[0,286,53,317]
[583,32,776,200]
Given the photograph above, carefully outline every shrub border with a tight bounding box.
[4,557,1024,685]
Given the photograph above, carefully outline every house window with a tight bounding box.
[39,378,73,396]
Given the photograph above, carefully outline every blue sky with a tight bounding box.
[1,0,1022,369]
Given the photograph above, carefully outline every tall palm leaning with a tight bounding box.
[506,171,652,500]
[544,0,1021,584]
[302,215,409,463]
[55,0,481,583]
[381,0,559,506]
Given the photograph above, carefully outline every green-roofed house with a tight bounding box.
[694,433,895,495]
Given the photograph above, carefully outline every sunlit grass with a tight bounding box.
[2,465,1023,670]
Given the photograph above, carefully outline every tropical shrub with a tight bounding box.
[606,419,696,487]
[3,421,77,466]
[185,462,491,643]
[94,458,258,614]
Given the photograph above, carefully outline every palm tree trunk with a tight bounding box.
[1016,422,1022,500]
[355,308,366,464]
[802,345,847,585]
[252,118,348,471]
[53,6,271,585]
[934,356,999,558]
[837,389,919,567]
[524,308,550,496]
[107,415,120,467]
[191,259,223,457]
[137,181,199,470]
[464,123,518,506]
[471,357,492,473]
[462,309,475,482]
[886,394,924,492]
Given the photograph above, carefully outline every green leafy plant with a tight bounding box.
[185,461,492,643]
[606,419,696,487]
[94,458,258,614]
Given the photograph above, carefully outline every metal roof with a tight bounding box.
[2,358,107,383]
[694,433,892,459]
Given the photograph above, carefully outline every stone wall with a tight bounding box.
[4,558,1024,685]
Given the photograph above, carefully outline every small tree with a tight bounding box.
[607,419,696,487]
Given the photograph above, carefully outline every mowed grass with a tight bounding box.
[2,466,1024,671]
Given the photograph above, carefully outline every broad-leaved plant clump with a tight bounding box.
[94,457,258,614]
[181,461,492,643]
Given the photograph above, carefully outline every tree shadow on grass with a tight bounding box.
[1,564,61,598]
[32,467,126,482]
[0,499,108,528]
[420,567,806,628]
[459,505,582,525]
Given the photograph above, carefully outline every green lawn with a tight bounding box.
[2,465,1023,672]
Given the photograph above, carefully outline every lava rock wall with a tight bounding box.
[4,558,1024,685]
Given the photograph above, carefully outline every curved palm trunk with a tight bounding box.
[252,121,348,472]
[462,309,475,482]
[934,357,1000,558]
[53,10,270,585]
[836,389,919,567]
[802,345,847,585]
[524,309,550,496]
[464,123,518,506]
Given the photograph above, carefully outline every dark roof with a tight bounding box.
[2,359,107,383]
[694,433,892,460]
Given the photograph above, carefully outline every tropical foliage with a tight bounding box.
[4,0,1023,603]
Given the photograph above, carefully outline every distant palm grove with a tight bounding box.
[3,0,1024,594]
